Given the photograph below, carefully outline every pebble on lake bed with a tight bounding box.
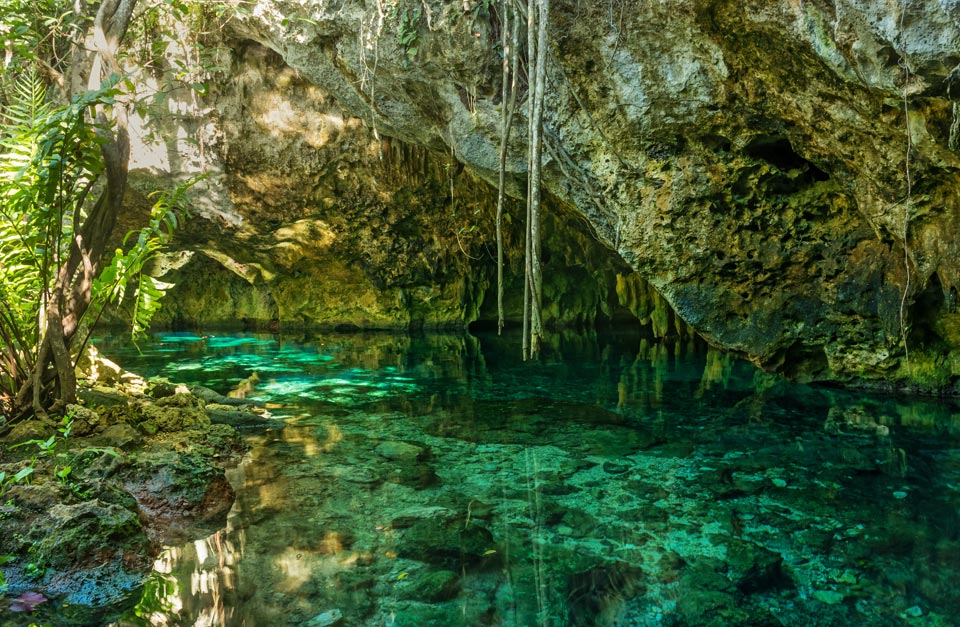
[813,590,845,605]
[904,605,924,618]
[303,609,343,626]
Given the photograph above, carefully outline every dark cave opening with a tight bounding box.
[743,135,830,182]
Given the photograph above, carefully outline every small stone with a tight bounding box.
[390,506,453,528]
[375,441,424,461]
[893,490,908,499]
[813,590,845,605]
[904,605,923,618]
[602,461,632,475]
[397,569,460,602]
[303,609,343,626]
[771,478,788,488]
[837,569,859,584]
[95,423,142,449]
[5,419,53,445]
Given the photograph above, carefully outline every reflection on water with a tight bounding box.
[97,329,960,627]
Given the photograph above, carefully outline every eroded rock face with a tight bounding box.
[145,43,640,333]
[134,0,960,388]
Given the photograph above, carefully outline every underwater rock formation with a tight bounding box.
[132,0,960,389]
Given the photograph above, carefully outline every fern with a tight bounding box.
[131,274,174,339]
[0,69,119,419]
[89,175,205,344]
[0,68,52,409]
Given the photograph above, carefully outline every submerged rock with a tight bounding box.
[725,539,791,593]
[206,405,284,430]
[375,441,426,462]
[396,569,460,603]
[303,608,343,626]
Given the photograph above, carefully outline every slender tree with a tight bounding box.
[1,0,199,427]
[17,0,139,420]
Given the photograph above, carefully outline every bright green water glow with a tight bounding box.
[94,330,960,627]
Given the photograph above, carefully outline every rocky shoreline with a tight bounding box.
[0,354,272,625]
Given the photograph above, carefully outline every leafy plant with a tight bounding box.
[9,414,74,485]
[392,2,422,66]
[0,467,34,497]
[91,176,203,343]
[470,0,496,20]
[0,0,201,424]
[6,414,119,496]
[0,0,140,424]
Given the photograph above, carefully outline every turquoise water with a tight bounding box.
[94,330,960,627]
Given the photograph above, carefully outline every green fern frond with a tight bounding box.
[1,68,49,133]
[131,274,174,341]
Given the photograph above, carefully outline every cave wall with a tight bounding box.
[127,0,960,389]
[143,43,648,334]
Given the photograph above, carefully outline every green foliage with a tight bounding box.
[0,0,206,422]
[93,176,202,342]
[0,467,35,497]
[0,0,75,79]
[0,70,112,419]
[128,572,181,620]
[10,414,74,485]
[470,0,496,19]
[4,413,119,496]
[392,2,423,66]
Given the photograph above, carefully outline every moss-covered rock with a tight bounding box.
[119,449,235,544]
[0,383,244,621]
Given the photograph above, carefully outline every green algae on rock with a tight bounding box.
[0,363,248,623]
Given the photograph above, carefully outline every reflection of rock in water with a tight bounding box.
[566,564,644,627]
[229,371,261,399]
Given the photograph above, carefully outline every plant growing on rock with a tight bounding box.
[8,414,80,489]
[393,2,423,66]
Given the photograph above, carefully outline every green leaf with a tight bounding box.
[14,467,34,482]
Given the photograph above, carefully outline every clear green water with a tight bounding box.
[93,330,960,627]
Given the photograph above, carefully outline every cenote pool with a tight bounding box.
[90,330,960,627]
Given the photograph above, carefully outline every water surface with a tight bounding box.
[93,330,960,627]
